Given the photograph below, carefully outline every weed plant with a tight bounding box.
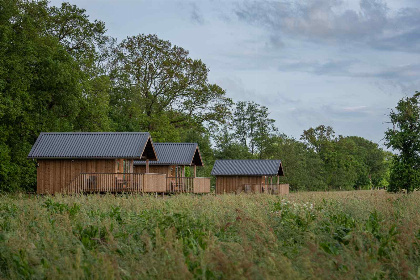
[0,191,419,279]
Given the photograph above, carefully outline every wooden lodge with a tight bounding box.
[211,160,288,195]
[28,132,158,194]
[133,143,209,193]
[28,132,210,194]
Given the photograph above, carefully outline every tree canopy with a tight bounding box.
[385,92,420,193]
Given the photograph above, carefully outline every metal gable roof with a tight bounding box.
[211,159,284,176]
[28,132,155,159]
[133,143,201,166]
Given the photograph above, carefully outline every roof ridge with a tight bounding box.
[39,132,150,135]
[216,159,280,161]
[27,132,154,159]
[154,142,198,145]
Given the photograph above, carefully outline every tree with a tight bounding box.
[385,92,420,193]
[214,126,253,160]
[301,126,388,190]
[301,125,335,155]
[0,0,82,191]
[344,136,388,189]
[0,0,111,191]
[109,34,231,137]
[266,134,326,191]
[232,101,277,157]
[46,2,110,71]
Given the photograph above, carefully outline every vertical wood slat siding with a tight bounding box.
[193,178,211,193]
[133,165,171,176]
[215,176,263,194]
[37,159,115,194]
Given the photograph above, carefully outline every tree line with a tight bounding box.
[0,0,417,192]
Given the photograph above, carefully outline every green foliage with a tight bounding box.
[0,0,84,191]
[1,191,418,279]
[267,134,327,191]
[108,33,232,138]
[232,101,278,157]
[385,92,420,193]
[299,126,388,190]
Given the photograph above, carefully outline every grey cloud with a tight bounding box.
[278,59,420,82]
[235,0,420,52]
[279,59,356,76]
[190,3,205,24]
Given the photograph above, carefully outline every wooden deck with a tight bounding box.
[66,173,210,194]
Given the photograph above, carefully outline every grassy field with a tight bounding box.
[1,191,420,279]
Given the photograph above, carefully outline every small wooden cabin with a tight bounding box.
[133,143,209,193]
[211,159,288,195]
[28,132,157,194]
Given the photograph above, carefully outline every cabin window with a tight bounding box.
[123,160,130,173]
[116,159,131,175]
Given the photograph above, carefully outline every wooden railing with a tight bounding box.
[166,177,194,193]
[236,184,289,195]
[65,173,210,194]
[166,177,211,193]
[193,177,211,194]
[66,173,167,194]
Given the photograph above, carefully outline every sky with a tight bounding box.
[51,0,420,145]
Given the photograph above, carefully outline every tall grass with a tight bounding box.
[1,191,420,279]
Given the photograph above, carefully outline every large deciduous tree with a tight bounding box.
[301,125,388,190]
[385,92,420,193]
[0,0,111,191]
[232,101,277,157]
[109,34,231,140]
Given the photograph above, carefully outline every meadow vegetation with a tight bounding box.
[1,191,420,279]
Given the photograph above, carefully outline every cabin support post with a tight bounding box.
[194,165,197,178]
[146,159,149,173]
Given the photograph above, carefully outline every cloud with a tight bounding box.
[235,0,420,52]
[190,2,205,24]
[279,59,356,75]
[277,58,420,83]
[343,106,368,112]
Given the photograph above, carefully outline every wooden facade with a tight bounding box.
[133,165,171,176]
[215,176,289,194]
[215,176,263,194]
[36,159,211,194]
[30,134,212,195]
[36,159,134,194]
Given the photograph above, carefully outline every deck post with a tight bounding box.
[194,165,197,178]
[146,159,149,173]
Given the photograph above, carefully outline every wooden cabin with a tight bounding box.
[133,143,210,193]
[28,132,158,194]
[211,159,288,195]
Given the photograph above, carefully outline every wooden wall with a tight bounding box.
[37,159,116,194]
[215,176,263,194]
[133,165,171,176]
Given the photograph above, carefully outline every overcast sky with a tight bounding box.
[51,0,420,145]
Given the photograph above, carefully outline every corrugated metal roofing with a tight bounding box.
[28,132,154,159]
[134,143,200,166]
[211,159,284,176]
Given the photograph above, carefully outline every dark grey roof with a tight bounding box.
[133,143,202,166]
[28,132,157,160]
[211,160,284,176]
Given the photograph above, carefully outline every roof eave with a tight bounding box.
[28,156,143,160]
